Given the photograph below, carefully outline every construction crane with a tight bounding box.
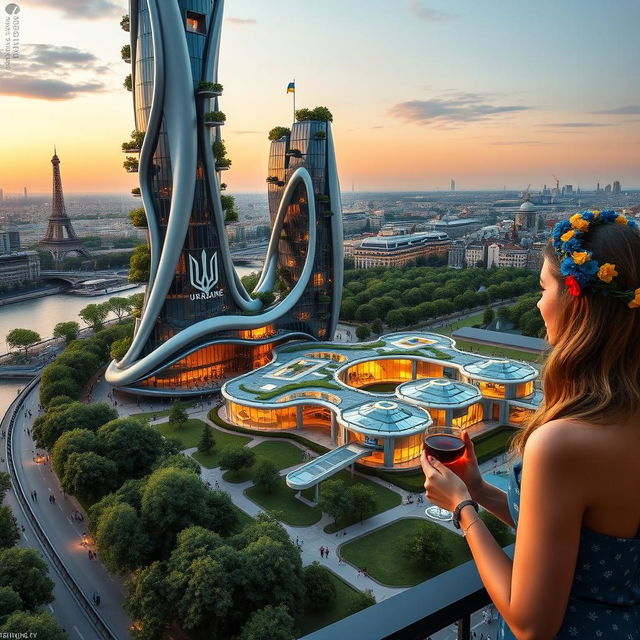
[521,184,531,200]
[552,175,560,194]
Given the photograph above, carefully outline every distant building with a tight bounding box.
[0,188,3,201]
[450,178,456,192]
[564,184,573,194]
[465,242,488,268]
[604,184,612,193]
[427,217,485,239]
[613,180,621,194]
[447,240,466,269]
[515,199,538,231]
[354,231,450,269]
[527,242,546,271]
[0,252,40,287]
[497,243,529,269]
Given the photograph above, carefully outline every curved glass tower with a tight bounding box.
[106,0,343,396]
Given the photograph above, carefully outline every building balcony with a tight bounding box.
[216,165,230,172]
[197,82,223,99]
[299,546,513,640]
[131,188,141,197]
[203,111,226,126]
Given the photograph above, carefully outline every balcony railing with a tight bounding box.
[298,545,513,640]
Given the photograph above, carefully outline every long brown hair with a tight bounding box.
[511,221,640,455]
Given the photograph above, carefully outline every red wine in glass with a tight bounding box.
[424,434,465,464]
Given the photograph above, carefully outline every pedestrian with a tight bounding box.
[319,546,324,559]
[88,550,93,560]
[48,494,52,503]
[325,547,330,559]
[20,525,25,532]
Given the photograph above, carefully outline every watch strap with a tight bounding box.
[453,499,478,529]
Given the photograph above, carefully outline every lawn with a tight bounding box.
[130,400,197,421]
[295,569,365,637]
[191,427,253,468]
[473,425,518,463]
[245,478,322,526]
[154,418,210,449]
[222,440,304,483]
[230,504,255,532]
[301,469,402,533]
[435,312,485,336]
[153,419,253,464]
[450,339,542,363]
[341,518,471,586]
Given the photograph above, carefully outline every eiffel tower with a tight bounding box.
[38,147,90,267]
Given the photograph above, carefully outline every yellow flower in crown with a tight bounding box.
[570,213,590,232]
[628,288,640,309]
[592,210,600,218]
[561,229,575,242]
[597,263,618,284]
[616,215,628,225]
[572,251,590,265]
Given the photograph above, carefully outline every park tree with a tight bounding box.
[97,418,165,481]
[33,402,117,450]
[124,561,172,640]
[339,298,357,321]
[153,454,201,476]
[0,547,54,610]
[0,587,22,624]
[345,588,376,615]
[107,296,132,322]
[317,479,349,524]
[253,460,279,493]
[61,452,119,502]
[403,523,452,571]
[303,561,337,612]
[53,321,80,344]
[0,506,20,550]
[128,292,145,318]
[356,324,371,341]
[110,336,132,361]
[0,611,66,638]
[0,472,10,501]
[218,447,256,478]
[197,423,215,454]
[345,484,377,523]
[168,401,189,430]
[483,307,495,327]
[240,604,295,640]
[371,318,383,335]
[51,429,100,478]
[128,207,147,227]
[95,502,151,574]
[385,308,406,329]
[6,328,41,356]
[79,302,110,331]
[141,467,237,556]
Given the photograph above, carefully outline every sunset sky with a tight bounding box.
[1,0,639,194]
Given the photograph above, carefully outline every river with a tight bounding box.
[0,265,261,413]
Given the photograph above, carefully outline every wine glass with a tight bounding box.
[423,425,464,520]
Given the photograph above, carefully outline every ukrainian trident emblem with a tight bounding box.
[188,249,219,295]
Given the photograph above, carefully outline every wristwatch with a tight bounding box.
[452,499,478,529]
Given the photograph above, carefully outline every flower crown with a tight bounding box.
[551,210,640,308]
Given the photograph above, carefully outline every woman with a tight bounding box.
[422,210,640,639]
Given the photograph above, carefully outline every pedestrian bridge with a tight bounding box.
[285,443,372,491]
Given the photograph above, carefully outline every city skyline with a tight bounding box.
[1,0,639,193]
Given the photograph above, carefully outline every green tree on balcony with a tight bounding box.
[268,126,291,141]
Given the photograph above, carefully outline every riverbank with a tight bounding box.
[0,285,65,307]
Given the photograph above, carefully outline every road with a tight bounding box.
[2,383,132,639]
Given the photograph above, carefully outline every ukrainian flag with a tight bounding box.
[286,81,295,94]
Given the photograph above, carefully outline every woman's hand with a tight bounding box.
[447,431,484,500]
[421,449,472,511]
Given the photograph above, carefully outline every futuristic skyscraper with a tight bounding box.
[106,0,343,395]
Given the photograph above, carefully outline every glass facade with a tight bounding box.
[451,402,484,429]
[516,381,534,398]
[227,401,298,430]
[341,359,414,388]
[509,405,534,425]
[393,433,424,465]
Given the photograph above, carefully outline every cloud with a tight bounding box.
[225,17,256,25]
[0,44,110,100]
[0,76,106,100]
[591,105,640,115]
[543,122,609,128]
[408,1,456,21]
[388,93,529,127]
[26,0,125,19]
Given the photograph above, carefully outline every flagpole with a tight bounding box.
[292,78,295,122]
